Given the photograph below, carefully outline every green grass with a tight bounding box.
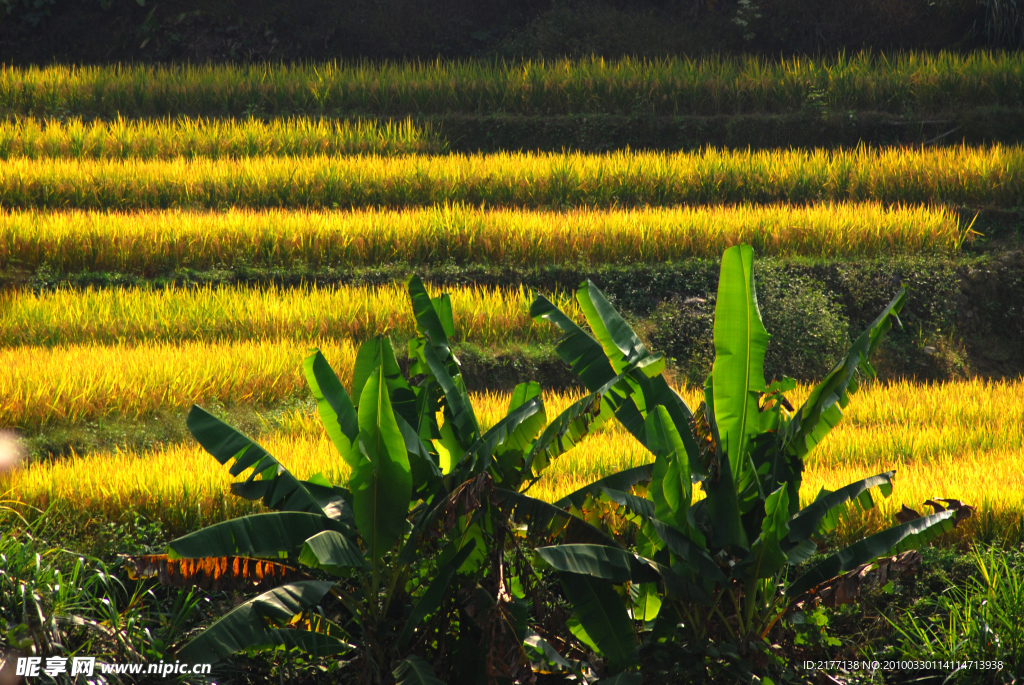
[0,146,1021,209]
[2,52,1023,118]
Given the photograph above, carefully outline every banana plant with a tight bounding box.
[134,275,634,683]
[528,244,973,681]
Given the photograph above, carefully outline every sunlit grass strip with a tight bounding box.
[1,52,1022,117]
[0,283,574,347]
[0,203,962,274]
[0,340,356,428]
[0,147,1019,210]
[0,116,441,159]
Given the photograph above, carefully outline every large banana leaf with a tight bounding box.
[558,572,636,671]
[303,349,361,468]
[554,465,654,509]
[711,244,770,487]
[645,406,693,533]
[393,655,445,685]
[700,379,748,550]
[785,508,959,598]
[524,390,608,477]
[351,337,418,427]
[420,335,480,448]
[787,471,895,543]
[407,275,456,363]
[298,531,369,576]
[783,289,905,462]
[574,281,661,374]
[530,293,617,392]
[177,581,341,662]
[350,367,413,562]
[734,485,790,581]
[648,519,726,586]
[459,396,544,475]
[231,478,355,527]
[536,544,661,584]
[188,406,340,517]
[494,488,620,547]
[168,512,342,559]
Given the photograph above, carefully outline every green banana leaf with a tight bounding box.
[407,275,456,362]
[734,485,790,581]
[395,539,478,650]
[554,465,654,509]
[536,544,660,584]
[524,390,607,476]
[168,512,342,559]
[493,488,621,547]
[351,337,418,427]
[530,293,617,392]
[498,382,547,452]
[786,508,960,598]
[393,654,445,685]
[599,486,656,520]
[646,406,693,533]
[460,396,545,474]
[420,334,480,448]
[303,349,361,468]
[231,479,355,527]
[787,471,896,543]
[524,630,582,676]
[574,281,661,374]
[783,289,905,462]
[395,413,444,493]
[188,406,338,517]
[176,580,339,662]
[298,530,369,576]
[558,572,636,671]
[350,367,413,562]
[700,378,748,551]
[711,244,770,489]
[648,519,726,585]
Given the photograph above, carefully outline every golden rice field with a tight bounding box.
[0,340,356,427]
[0,146,1020,209]
[0,203,962,273]
[0,116,440,159]
[4,380,1022,544]
[1,52,1021,117]
[0,283,578,347]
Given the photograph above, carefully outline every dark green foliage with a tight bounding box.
[650,262,851,384]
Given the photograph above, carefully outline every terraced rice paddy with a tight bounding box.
[2,52,1022,118]
[0,283,573,346]
[5,380,1021,545]
[0,203,962,272]
[0,54,1020,557]
[0,146,1020,209]
[0,116,441,159]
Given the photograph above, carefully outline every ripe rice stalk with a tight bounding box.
[0,52,1021,118]
[4,381,1021,544]
[0,203,962,274]
[0,116,442,159]
[0,146,1018,209]
[0,340,356,427]
[0,283,577,347]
